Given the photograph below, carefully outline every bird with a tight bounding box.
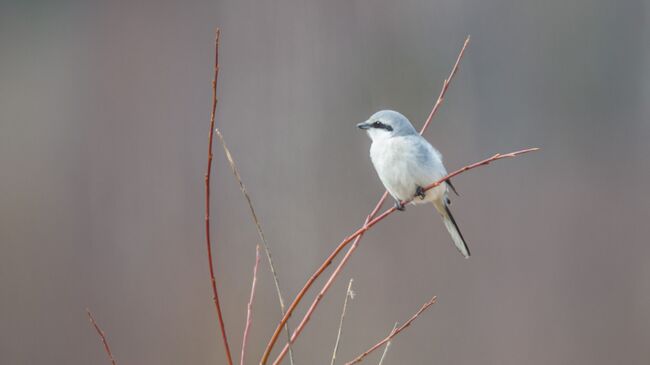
[357,110,470,258]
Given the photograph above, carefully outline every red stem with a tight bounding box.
[86,309,118,365]
[205,28,234,365]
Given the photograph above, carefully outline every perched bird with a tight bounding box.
[357,110,470,258]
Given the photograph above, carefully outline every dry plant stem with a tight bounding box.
[376,323,398,365]
[215,128,296,365]
[344,296,438,365]
[330,279,355,365]
[205,28,234,365]
[271,148,538,365]
[261,36,470,365]
[241,245,261,365]
[86,309,117,365]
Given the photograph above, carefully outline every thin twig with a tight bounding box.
[205,28,234,365]
[345,296,437,365]
[215,127,296,365]
[270,148,538,365]
[330,279,355,365]
[260,36,471,365]
[377,323,398,365]
[86,309,118,365]
[420,35,470,133]
[241,245,261,365]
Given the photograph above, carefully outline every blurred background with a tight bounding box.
[1,0,649,364]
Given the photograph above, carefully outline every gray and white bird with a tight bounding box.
[357,110,470,258]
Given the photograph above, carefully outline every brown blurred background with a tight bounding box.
[1,0,649,364]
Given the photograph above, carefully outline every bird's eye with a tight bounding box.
[373,121,381,127]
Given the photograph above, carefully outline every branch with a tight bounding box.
[241,245,261,365]
[260,36,471,365]
[214,127,296,365]
[376,323,398,365]
[204,28,234,365]
[344,296,437,365]
[86,309,117,365]
[330,279,355,365]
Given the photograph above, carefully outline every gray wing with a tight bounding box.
[407,136,447,188]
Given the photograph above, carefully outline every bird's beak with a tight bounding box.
[357,121,371,130]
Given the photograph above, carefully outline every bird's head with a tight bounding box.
[357,110,418,141]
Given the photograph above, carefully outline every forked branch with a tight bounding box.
[345,296,438,365]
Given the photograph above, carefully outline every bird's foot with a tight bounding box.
[415,186,426,200]
[394,200,405,211]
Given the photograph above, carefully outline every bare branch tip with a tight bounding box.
[206,22,233,365]
[514,147,540,156]
[86,309,117,365]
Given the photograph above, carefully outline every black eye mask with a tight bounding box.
[372,121,393,131]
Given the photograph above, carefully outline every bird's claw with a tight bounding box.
[394,200,405,211]
[415,186,426,200]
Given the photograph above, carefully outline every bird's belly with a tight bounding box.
[377,163,416,201]
[374,157,445,203]
[371,138,447,203]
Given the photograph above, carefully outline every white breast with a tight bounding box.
[370,135,447,203]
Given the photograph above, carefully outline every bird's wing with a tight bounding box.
[408,136,447,188]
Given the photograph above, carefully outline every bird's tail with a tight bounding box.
[434,199,470,258]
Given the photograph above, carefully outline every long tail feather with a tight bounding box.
[435,200,470,258]
[446,179,460,196]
